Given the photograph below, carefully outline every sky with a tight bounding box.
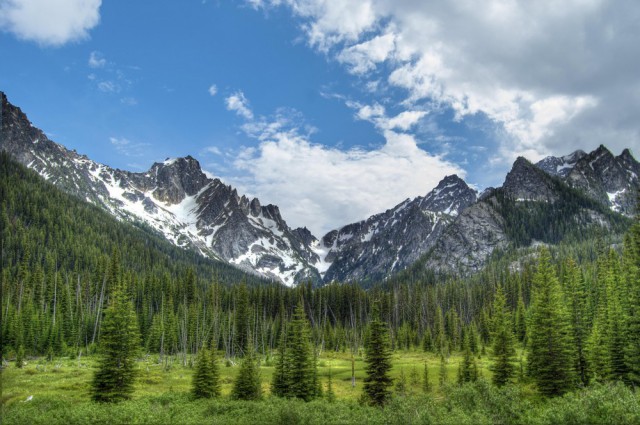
[1,0,639,237]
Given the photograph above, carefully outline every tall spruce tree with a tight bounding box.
[231,344,262,400]
[563,258,590,386]
[362,302,393,407]
[191,347,220,399]
[490,285,515,387]
[91,251,140,402]
[270,300,317,401]
[286,300,316,401]
[624,215,640,386]
[527,248,575,396]
[457,333,478,385]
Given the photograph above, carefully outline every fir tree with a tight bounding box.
[191,347,220,399]
[490,286,516,387]
[362,302,393,407]
[15,344,25,368]
[231,345,262,400]
[527,248,575,396]
[422,362,432,393]
[457,333,478,385]
[91,252,140,403]
[439,354,447,387]
[624,216,640,386]
[563,258,589,386]
[270,329,288,397]
[285,300,316,401]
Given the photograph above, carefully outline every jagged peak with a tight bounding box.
[618,148,638,163]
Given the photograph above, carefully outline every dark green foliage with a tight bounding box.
[563,259,589,386]
[457,334,478,385]
[231,348,262,400]
[439,354,447,387]
[191,348,220,399]
[422,362,432,393]
[528,248,576,396]
[362,303,393,407]
[15,345,24,368]
[624,219,640,386]
[490,286,515,387]
[270,300,317,401]
[91,252,140,402]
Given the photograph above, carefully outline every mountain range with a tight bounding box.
[2,91,638,286]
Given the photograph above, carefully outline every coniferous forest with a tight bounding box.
[2,153,640,423]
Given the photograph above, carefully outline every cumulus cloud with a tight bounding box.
[88,50,106,68]
[225,91,254,120]
[220,92,463,236]
[208,84,218,96]
[0,0,101,46]
[253,0,640,164]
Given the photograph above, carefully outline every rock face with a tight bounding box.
[536,150,587,178]
[503,157,561,203]
[315,175,477,283]
[2,91,639,285]
[425,199,508,273]
[537,145,640,215]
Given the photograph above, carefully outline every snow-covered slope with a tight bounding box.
[1,92,320,286]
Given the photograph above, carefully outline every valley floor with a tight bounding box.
[2,351,639,425]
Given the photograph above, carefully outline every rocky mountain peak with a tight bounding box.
[150,156,209,204]
[503,157,559,202]
[536,149,587,177]
[420,174,477,216]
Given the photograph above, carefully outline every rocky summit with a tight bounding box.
[2,91,639,286]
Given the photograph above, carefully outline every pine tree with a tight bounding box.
[191,347,220,399]
[362,302,393,407]
[231,345,262,400]
[439,354,447,387]
[515,293,527,344]
[15,344,25,368]
[286,300,316,401]
[457,333,478,385]
[624,217,640,386]
[91,252,140,403]
[270,329,288,397]
[563,258,589,386]
[527,248,575,397]
[231,344,262,400]
[422,362,432,393]
[490,286,516,387]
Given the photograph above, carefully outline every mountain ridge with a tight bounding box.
[2,91,638,286]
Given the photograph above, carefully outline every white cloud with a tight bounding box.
[221,92,463,236]
[97,81,118,93]
[208,84,218,96]
[0,0,101,46]
[254,0,640,164]
[88,50,105,68]
[347,101,426,132]
[225,91,254,120]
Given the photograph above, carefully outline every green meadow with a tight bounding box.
[3,351,639,425]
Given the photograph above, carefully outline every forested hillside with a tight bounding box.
[2,151,640,425]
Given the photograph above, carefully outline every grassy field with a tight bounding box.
[1,350,470,404]
[2,350,639,424]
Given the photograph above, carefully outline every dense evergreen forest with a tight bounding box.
[2,152,640,417]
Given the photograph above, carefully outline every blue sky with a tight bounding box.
[2,0,639,236]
